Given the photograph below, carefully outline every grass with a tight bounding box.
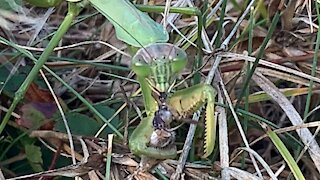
[0,0,320,179]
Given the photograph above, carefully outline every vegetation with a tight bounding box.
[0,0,319,179]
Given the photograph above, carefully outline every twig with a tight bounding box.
[217,71,264,178]
[216,84,230,180]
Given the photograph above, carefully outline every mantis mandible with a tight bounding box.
[129,43,217,159]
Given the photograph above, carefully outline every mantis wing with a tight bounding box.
[90,0,168,47]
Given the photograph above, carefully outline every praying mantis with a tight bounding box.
[129,43,217,159]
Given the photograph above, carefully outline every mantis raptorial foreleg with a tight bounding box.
[168,84,217,158]
[129,115,177,159]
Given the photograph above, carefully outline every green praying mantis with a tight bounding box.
[129,43,217,159]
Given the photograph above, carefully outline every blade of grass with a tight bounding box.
[240,147,277,179]
[264,125,305,180]
[235,11,280,108]
[247,87,319,103]
[253,72,320,173]
[304,1,320,119]
[214,0,227,47]
[105,134,113,180]
[226,167,260,179]
[242,5,255,169]
[216,85,230,179]
[220,52,320,84]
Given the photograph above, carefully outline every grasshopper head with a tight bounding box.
[132,43,187,93]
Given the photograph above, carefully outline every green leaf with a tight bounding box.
[25,144,44,172]
[93,104,120,134]
[55,107,119,136]
[90,0,168,47]
[0,65,31,98]
[55,112,101,136]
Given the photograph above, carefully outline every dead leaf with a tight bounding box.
[25,83,54,102]
[16,102,57,130]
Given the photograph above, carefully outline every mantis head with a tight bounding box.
[132,43,187,93]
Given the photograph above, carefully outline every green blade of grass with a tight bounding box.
[265,126,305,180]
[105,134,113,180]
[235,11,280,108]
[247,87,317,103]
[214,0,227,47]
[242,5,255,169]
[304,1,320,119]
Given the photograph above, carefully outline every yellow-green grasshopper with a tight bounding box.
[129,43,217,159]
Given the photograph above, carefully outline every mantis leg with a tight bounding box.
[168,84,217,158]
[137,77,158,115]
